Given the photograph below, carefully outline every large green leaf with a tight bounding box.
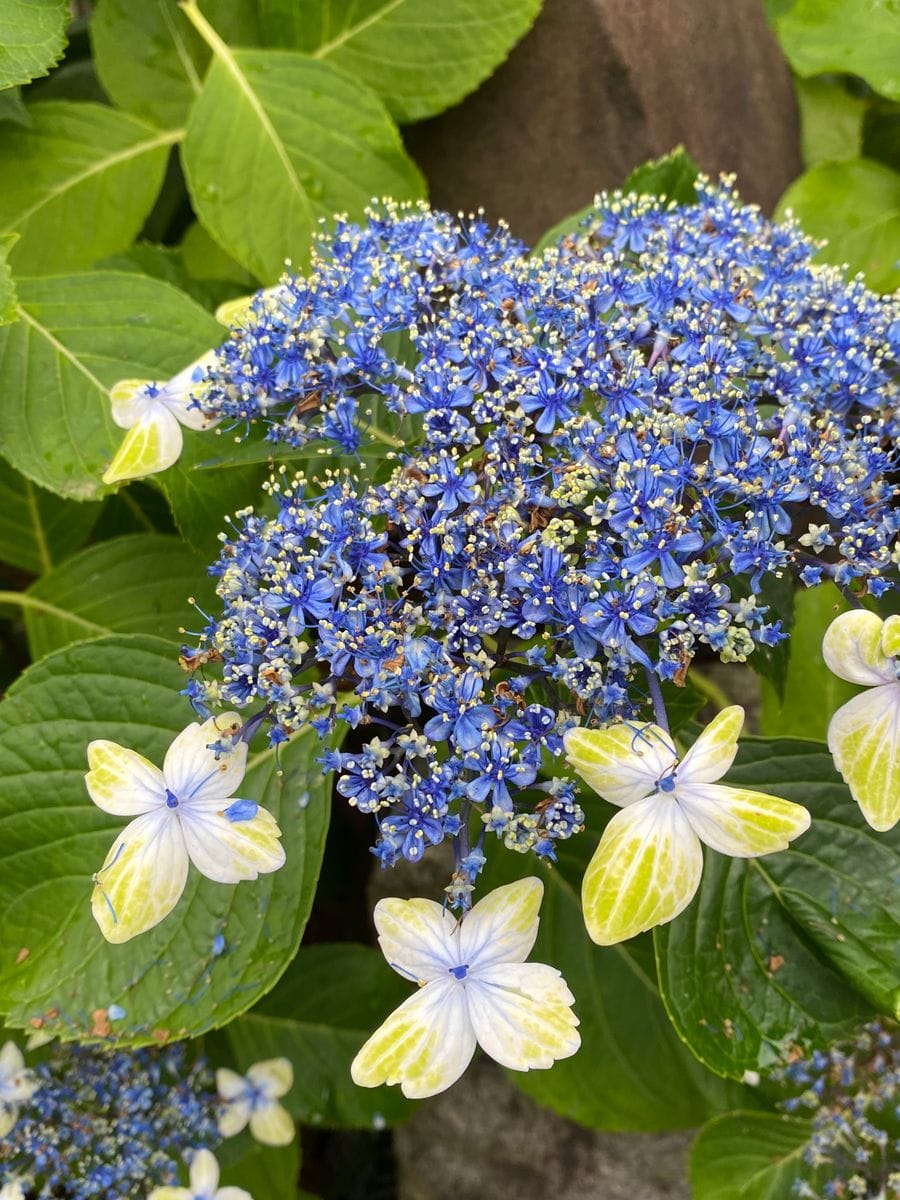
[534,147,700,254]
[480,833,752,1130]
[0,0,68,90]
[258,0,542,123]
[22,533,216,659]
[225,943,414,1128]
[655,738,897,1081]
[760,584,858,741]
[0,634,330,1045]
[777,158,900,293]
[0,458,100,576]
[775,0,900,102]
[181,3,425,281]
[0,101,177,275]
[0,271,222,500]
[690,1112,813,1200]
[0,87,30,126]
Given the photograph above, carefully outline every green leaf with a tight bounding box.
[760,584,859,741]
[179,221,257,287]
[181,3,425,281]
[258,0,542,123]
[216,1131,301,1199]
[0,87,30,125]
[0,458,100,575]
[0,232,18,326]
[534,146,700,254]
[0,0,68,89]
[775,0,900,102]
[480,836,752,1130]
[776,157,900,291]
[0,270,222,500]
[22,533,216,659]
[90,0,208,129]
[690,1111,813,1200]
[0,634,330,1045]
[158,430,268,557]
[97,241,243,313]
[795,77,866,166]
[621,145,701,204]
[655,738,897,1081]
[743,571,795,702]
[225,943,415,1128]
[0,101,178,275]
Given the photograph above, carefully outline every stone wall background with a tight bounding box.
[407,0,801,243]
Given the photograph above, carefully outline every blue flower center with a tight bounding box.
[449,964,470,981]
[165,789,179,809]
[657,772,677,794]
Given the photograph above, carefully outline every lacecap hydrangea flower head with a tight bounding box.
[173,177,896,924]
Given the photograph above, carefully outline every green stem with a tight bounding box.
[0,591,107,634]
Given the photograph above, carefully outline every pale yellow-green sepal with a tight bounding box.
[677,782,811,857]
[179,806,285,884]
[147,1188,190,1200]
[581,793,703,945]
[91,812,188,944]
[564,721,672,806]
[882,614,900,659]
[85,739,164,816]
[828,684,900,832]
[465,962,580,1071]
[351,977,476,1099]
[215,293,255,327]
[823,609,893,685]
[247,1056,293,1098]
[102,408,183,485]
[458,876,543,968]
[374,895,458,984]
[110,378,154,428]
[678,705,744,785]
[249,1102,295,1146]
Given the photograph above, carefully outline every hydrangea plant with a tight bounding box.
[0,3,897,1188]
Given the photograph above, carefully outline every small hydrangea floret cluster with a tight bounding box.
[184,180,898,901]
[0,1043,218,1199]
[773,1021,900,1199]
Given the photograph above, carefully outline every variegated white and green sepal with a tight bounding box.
[102,349,221,485]
[351,878,580,1099]
[216,1058,295,1146]
[565,706,811,946]
[86,714,285,944]
[823,610,900,832]
[148,1148,252,1200]
[0,1040,39,1139]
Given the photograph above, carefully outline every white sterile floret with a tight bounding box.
[86,714,285,943]
[148,1148,252,1200]
[351,878,580,1099]
[102,350,221,485]
[0,1041,38,1138]
[822,610,900,832]
[564,706,812,944]
[216,1058,295,1146]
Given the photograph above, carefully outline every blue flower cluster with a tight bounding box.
[185,179,899,900]
[0,1043,218,1198]
[773,1021,900,1199]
